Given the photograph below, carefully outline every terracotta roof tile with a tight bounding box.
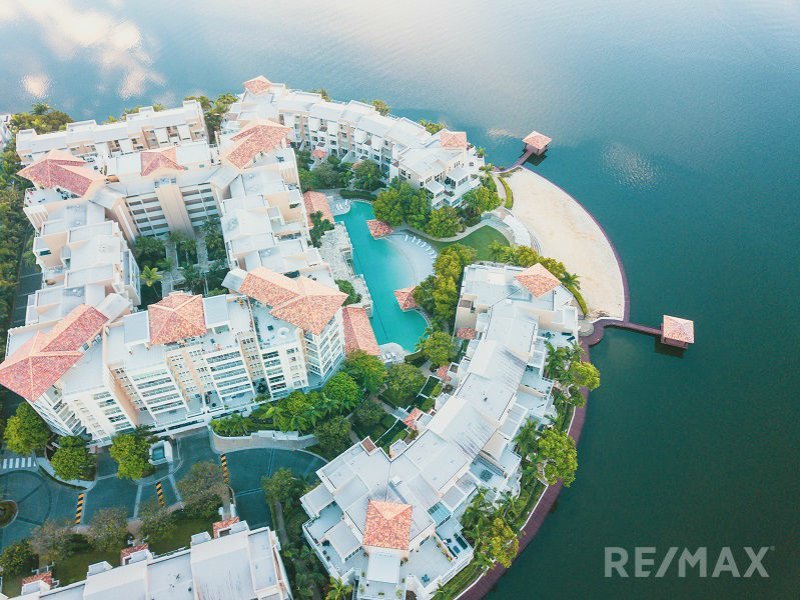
[239,268,346,335]
[439,131,468,149]
[311,147,328,159]
[435,365,451,382]
[403,407,423,430]
[0,304,109,401]
[243,76,272,95]
[342,306,380,356]
[148,292,207,345]
[515,263,561,297]
[662,315,695,343]
[21,572,53,587]
[394,287,418,311]
[140,146,183,176]
[455,328,477,340]
[366,219,393,238]
[213,516,240,538]
[120,543,149,564]
[363,500,413,550]
[303,191,334,227]
[222,119,291,169]
[523,131,552,151]
[18,149,103,196]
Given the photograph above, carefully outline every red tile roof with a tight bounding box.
[662,315,695,343]
[303,191,334,227]
[222,119,291,169]
[515,263,561,297]
[403,407,423,430]
[394,287,418,311]
[342,306,380,356]
[440,131,468,149]
[148,292,207,345]
[363,500,413,550]
[435,365,451,382]
[243,76,272,95]
[366,219,393,238]
[523,131,552,151]
[18,149,104,196]
[213,516,240,538]
[455,328,477,340]
[21,572,53,587]
[239,268,346,335]
[120,543,149,564]
[0,305,108,401]
[140,146,183,176]
[311,147,328,159]
[361,437,377,453]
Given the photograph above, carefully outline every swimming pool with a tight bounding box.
[335,202,428,351]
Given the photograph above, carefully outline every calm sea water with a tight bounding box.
[1,1,798,597]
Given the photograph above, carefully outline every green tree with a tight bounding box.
[4,403,49,455]
[322,372,362,412]
[335,279,361,305]
[570,361,601,390]
[262,468,305,505]
[109,427,154,480]
[87,507,128,552]
[132,236,166,265]
[314,416,352,457]
[536,428,578,487]
[353,400,385,430]
[177,461,228,519]
[343,350,387,394]
[403,191,432,230]
[311,89,332,101]
[514,420,539,460]
[266,391,316,432]
[51,436,94,481]
[419,119,446,134]
[184,93,238,134]
[419,331,456,367]
[30,520,73,564]
[0,539,36,576]
[372,186,406,225]
[384,363,425,407]
[371,99,391,116]
[325,578,353,600]
[138,499,176,545]
[425,206,462,238]
[310,161,341,189]
[352,160,383,191]
[310,211,334,247]
[462,185,501,220]
[486,517,518,568]
[139,265,162,288]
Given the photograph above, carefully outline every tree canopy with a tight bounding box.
[87,507,129,552]
[4,403,49,455]
[262,467,306,505]
[0,539,36,576]
[109,427,154,480]
[313,415,352,457]
[425,206,462,238]
[352,160,383,191]
[51,436,94,481]
[138,499,176,545]
[413,244,476,329]
[30,520,73,564]
[536,428,578,487]
[177,461,228,518]
[344,350,387,394]
[335,279,361,305]
[384,363,425,407]
[322,372,362,412]
[419,331,456,368]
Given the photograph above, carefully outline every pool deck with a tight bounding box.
[502,169,626,321]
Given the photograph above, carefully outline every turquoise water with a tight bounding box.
[1,1,798,596]
[335,202,427,351]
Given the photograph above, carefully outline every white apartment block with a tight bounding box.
[300,263,579,600]
[1,88,363,444]
[15,101,207,165]
[5,520,292,600]
[224,76,485,207]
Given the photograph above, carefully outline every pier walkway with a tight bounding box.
[583,318,662,347]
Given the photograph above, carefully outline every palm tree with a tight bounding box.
[462,490,493,537]
[325,577,352,600]
[514,420,539,460]
[31,102,50,115]
[432,584,455,600]
[181,264,203,294]
[499,490,524,520]
[559,271,581,290]
[139,265,162,288]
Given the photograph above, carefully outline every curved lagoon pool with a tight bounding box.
[335,202,427,351]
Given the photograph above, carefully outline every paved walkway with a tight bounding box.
[503,169,626,320]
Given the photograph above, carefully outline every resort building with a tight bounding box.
[15,101,207,165]
[223,76,485,207]
[5,520,292,600]
[1,90,368,444]
[300,263,580,599]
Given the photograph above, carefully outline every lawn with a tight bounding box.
[426,225,509,261]
[56,546,118,586]
[148,514,213,555]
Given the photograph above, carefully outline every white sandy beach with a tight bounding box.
[503,169,625,320]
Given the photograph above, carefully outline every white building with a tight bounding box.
[300,263,580,599]
[223,76,485,207]
[5,519,292,600]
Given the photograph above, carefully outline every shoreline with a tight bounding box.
[455,163,631,600]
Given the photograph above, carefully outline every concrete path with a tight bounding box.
[504,169,625,320]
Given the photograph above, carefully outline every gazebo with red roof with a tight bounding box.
[366,219,393,238]
[394,287,418,311]
[661,315,695,349]
[523,131,553,156]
